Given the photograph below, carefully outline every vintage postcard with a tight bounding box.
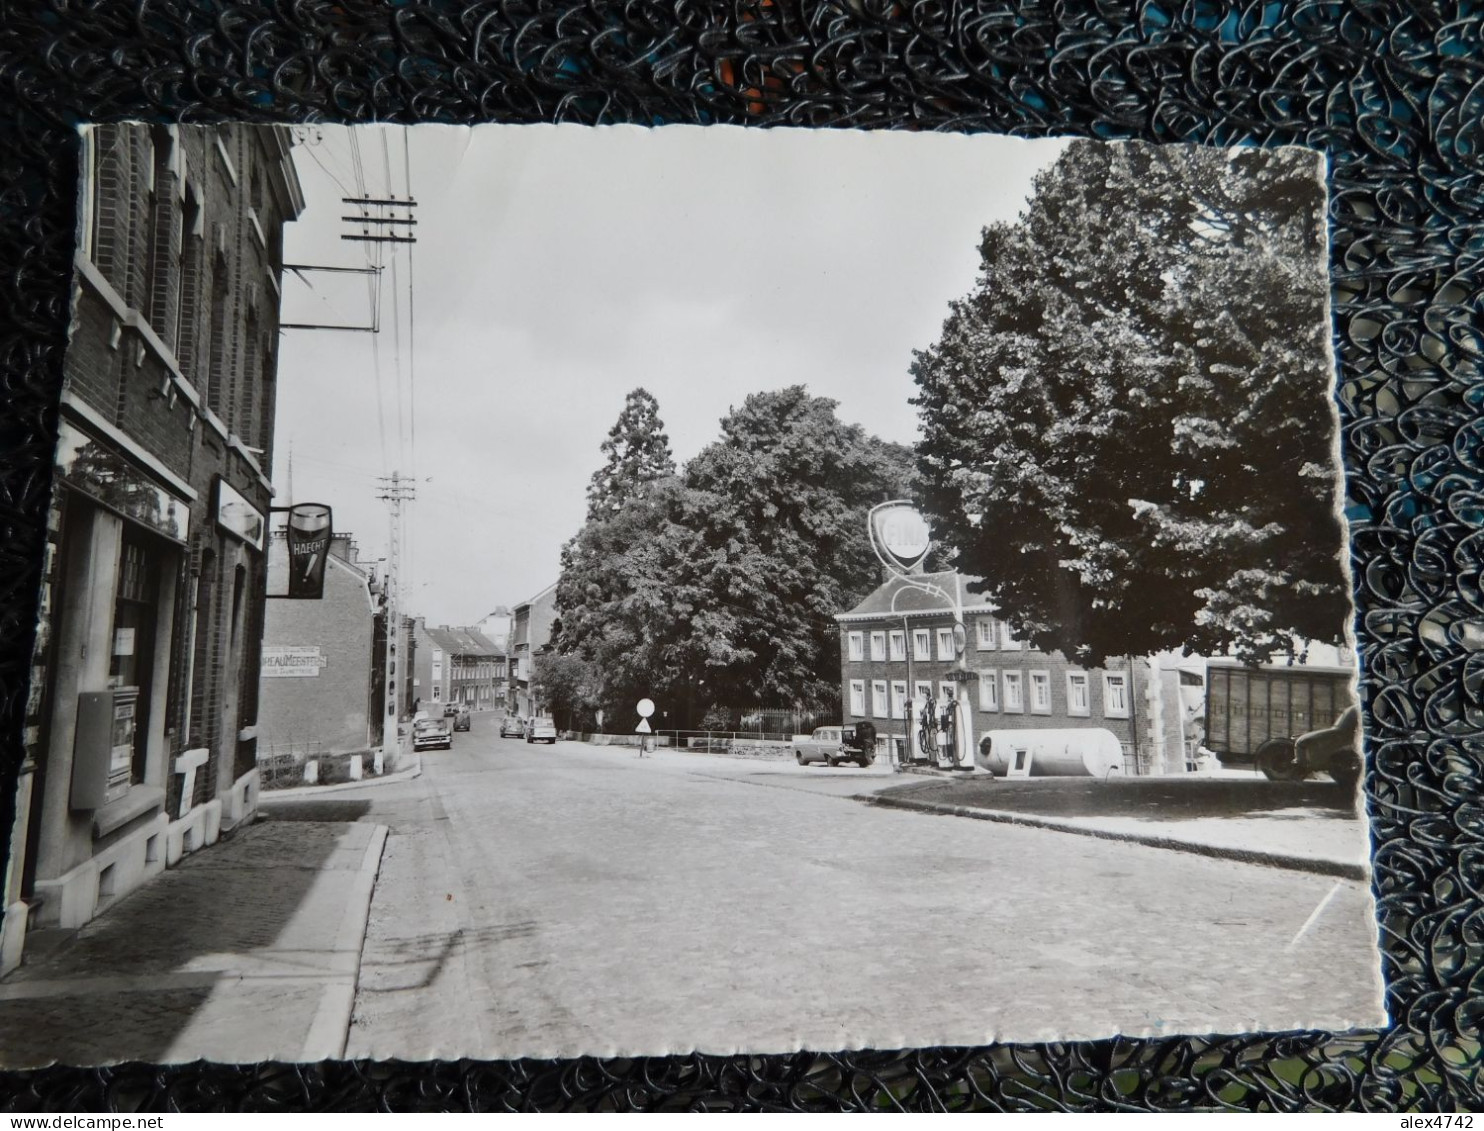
[0,123,1384,1065]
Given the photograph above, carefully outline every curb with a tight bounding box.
[302,823,388,1061]
[264,754,422,800]
[864,795,1369,882]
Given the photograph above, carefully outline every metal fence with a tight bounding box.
[256,741,322,789]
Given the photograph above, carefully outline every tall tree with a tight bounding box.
[553,476,702,726]
[678,387,915,714]
[912,140,1347,663]
[585,387,675,520]
[554,386,915,728]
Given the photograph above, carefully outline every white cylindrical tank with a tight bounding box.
[976,728,1124,777]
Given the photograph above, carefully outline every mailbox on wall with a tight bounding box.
[71,687,138,810]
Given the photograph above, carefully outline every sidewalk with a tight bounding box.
[869,777,1370,880]
[0,818,386,1067]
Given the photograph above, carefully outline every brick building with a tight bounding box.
[836,571,1192,774]
[2,125,303,974]
[257,531,384,761]
[410,620,504,713]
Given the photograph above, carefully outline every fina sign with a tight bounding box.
[869,501,932,572]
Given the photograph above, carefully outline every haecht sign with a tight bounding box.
[285,503,333,600]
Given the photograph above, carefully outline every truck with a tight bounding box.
[1203,661,1360,789]
[792,722,877,768]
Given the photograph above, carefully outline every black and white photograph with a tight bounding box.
[0,122,1385,1066]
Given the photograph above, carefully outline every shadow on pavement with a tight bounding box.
[258,799,374,823]
[886,776,1360,821]
[0,820,357,1066]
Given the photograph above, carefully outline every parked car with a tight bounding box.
[500,716,525,739]
[413,714,453,751]
[792,723,876,768]
[524,716,558,744]
[450,703,472,732]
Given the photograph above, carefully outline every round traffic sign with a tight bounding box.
[636,698,655,718]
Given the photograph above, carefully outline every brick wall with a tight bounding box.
[258,538,377,756]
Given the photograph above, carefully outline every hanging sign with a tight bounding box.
[285,503,333,599]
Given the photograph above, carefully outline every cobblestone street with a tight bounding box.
[265,715,1387,1061]
[0,821,384,1066]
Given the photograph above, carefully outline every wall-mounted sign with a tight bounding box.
[285,503,333,599]
[869,501,932,572]
[261,645,325,677]
[216,477,266,550]
[55,420,190,543]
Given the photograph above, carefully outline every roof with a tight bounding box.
[424,625,504,658]
[835,570,998,622]
[512,580,559,614]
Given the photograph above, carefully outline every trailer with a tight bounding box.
[1204,661,1360,788]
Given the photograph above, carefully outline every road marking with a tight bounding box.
[1287,879,1345,950]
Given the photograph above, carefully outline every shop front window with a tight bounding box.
[109,529,161,784]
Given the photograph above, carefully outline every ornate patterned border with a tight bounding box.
[0,0,1478,1112]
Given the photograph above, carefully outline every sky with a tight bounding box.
[271,125,1070,627]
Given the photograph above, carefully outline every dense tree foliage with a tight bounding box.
[679,386,916,716]
[531,651,602,732]
[912,140,1348,663]
[553,387,914,728]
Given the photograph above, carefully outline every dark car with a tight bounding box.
[450,704,471,732]
[499,716,524,739]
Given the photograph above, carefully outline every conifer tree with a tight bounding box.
[585,388,675,520]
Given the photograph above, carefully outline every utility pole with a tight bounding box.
[376,471,416,773]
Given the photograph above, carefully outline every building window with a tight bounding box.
[1067,672,1091,717]
[1104,673,1130,718]
[847,631,863,661]
[870,632,886,662]
[975,617,997,650]
[432,685,441,702]
[891,680,907,719]
[110,528,165,785]
[1002,671,1024,713]
[999,620,1023,650]
[938,681,956,707]
[978,671,999,711]
[936,627,954,661]
[912,629,931,661]
[176,188,201,369]
[913,679,933,706]
[888,630,906,662]
[1029,671,1052,714]
[849,680,865,717]
[187,549,217,750]
[206,253,229,416]
[871,680,888,719]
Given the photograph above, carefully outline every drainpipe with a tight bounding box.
[1127,654,1140,775]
